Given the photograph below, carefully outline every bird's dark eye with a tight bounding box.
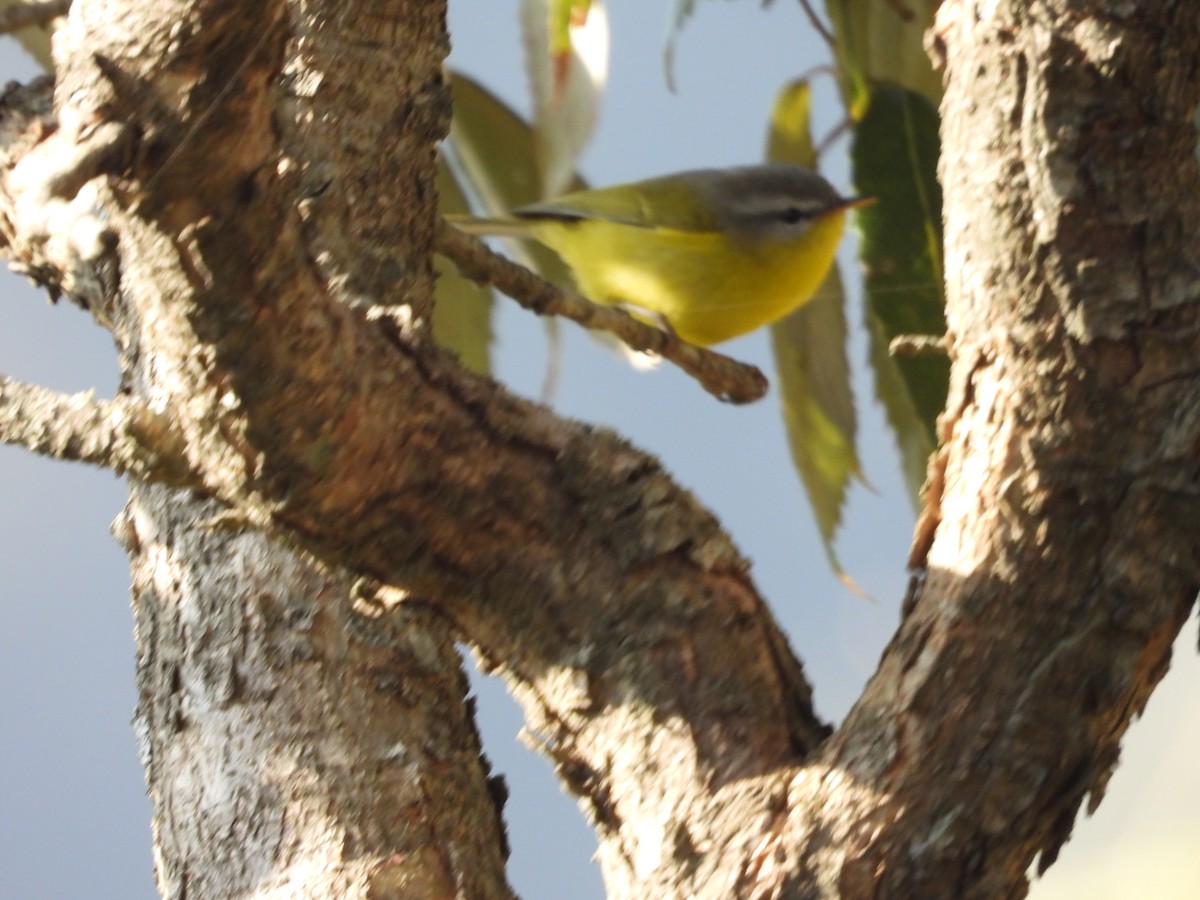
[780,206,807,224]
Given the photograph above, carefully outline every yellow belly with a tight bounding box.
[530,213,846,346]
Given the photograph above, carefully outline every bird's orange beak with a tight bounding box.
[836,195,878,212]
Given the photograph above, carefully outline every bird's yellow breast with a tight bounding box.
[529,212,847,346]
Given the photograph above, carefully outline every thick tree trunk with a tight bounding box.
[122,488,511,898]
[0,0,1196,898]
[791,3,1200,897]
[48,1,513,897]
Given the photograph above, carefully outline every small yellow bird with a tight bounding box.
[447,164,871,346]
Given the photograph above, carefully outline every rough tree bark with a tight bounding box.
[0,0,1196,899]
[796,4,1200,894]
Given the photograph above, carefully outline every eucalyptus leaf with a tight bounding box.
[823,0,941,115]
[851,83,946,508]
[522,0,608,197]
[433,157,493,376]
[765,78,817,167]
[445,70,576,285]
[771,277,860,573]
[766,78,861,575]
[548,0,594,54]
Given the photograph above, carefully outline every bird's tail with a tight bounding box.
[444,214,536,237]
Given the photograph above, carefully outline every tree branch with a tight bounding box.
[0,373,196,484]
[436,220,770,404]
[34,2,515,897]
[788,3,1200,896]
[9,0,1195,897]
[6,2,825,894]
[889,332,946,357]
[0,0,68,36]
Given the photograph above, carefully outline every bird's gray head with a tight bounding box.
[690,164,852,243]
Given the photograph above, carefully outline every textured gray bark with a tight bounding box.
[0,0,1196,898]
[35,1,513,896]
[799,2,1200,896]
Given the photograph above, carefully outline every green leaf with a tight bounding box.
[851,83,947,508]
[1195,104,1200,162]
[548,0,594,55]
[446,71,543,214]
[444,70,575,285]
[444,71,596,391]
[765,78,817,166]
[824,0,941,114]
[865,305,935,508]
[433,157,493,376]
[765,78,861,574]
[522,0,608,197]
[771,276,860,573]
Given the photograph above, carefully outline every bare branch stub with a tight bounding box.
[889,333,947,357]
[0,374,197,484]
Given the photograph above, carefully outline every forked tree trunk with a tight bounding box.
[0,1,1195,898]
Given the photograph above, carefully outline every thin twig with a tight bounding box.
[889,333,948,357]
[0,374,199,485]
[815,115,852,159]
[0,0,69,35]
[796,0,835,47]
[435,220,770,404]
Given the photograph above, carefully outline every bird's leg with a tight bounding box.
[615,301,680,355]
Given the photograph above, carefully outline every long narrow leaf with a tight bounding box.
[445,70,575,285]
[523,0,608,197]
[851,83,946,507]
[766,78,861,574]
[824,0,941,114]
[433,158,493,375]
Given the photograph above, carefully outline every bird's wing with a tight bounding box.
[514,173,721,232]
